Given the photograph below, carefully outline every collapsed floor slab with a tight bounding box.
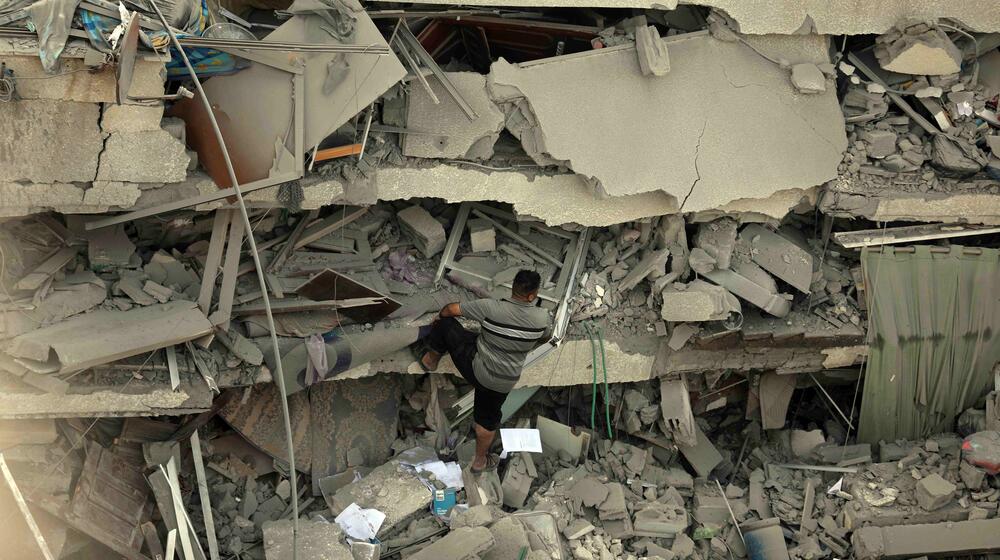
[487,31,846,210]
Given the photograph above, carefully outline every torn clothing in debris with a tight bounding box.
[425,317,505,431]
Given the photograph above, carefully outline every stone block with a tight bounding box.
[914,473,956,511]
[791,63,826,93]
[409,527,494,560]
[960,461,986,491]
[397,205,446,257]
[468,218,496,253]
[101,104,165,133]
[861,129,898,159]
[482,517,530,560]
[661,279,740,322]
[97,131,189,183]
[1,99,102,183]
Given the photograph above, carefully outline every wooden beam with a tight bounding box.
[14,247,76,291]
[295,207,368,248]
[314,143,363,162]
[267,210,318,273]
[834,223,1000,248]
[208,212,245,327]
[189,432,220,560]
[197,210,232,314]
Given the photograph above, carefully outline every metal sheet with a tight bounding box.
[295,268,401,324]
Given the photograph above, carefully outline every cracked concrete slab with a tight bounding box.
[372,0,1000,35]
[0,182,145,217]
[96,130,189,183]
[0,99,103,183]
[403,72,506,160]
[487,31,846,211]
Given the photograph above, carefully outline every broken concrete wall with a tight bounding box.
[0,47,190,217]
[487,31,846,211]
[372,0,1000,35]
[403,72,506,160]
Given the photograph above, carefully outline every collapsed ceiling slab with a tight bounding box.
[487,31,846,212]
[819,178,1000,226]
[371,0,1000,35]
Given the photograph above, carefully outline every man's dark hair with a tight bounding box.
[512,269,541,296]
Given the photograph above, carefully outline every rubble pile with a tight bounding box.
[0,0,999,558]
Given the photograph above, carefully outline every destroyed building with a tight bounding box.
[1,0,1000,558]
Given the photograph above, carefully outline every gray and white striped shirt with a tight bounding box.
[462,297,552,393]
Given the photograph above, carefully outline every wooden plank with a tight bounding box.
[314,143,363,162]
[197,210,232,314]
[232,297,388,315]
[189,432,220,560]
[165,530,177,560]
[208,213,245,327]
[267,210,318,274]
[0,454,57,560]
[834,223,1000,248]
[295,207,368,248]
[165,458,196,560]
[14,247,76,291]
[166,346,180,391]
[141,522,165,560]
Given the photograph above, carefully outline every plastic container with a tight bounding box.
[740,518,789,560]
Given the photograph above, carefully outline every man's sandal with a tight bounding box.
[470,453,500,475]
[410,340,433,373]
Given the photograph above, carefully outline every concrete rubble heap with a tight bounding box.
[0,1,999,560]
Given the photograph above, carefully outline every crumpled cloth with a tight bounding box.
[26,0,81,72]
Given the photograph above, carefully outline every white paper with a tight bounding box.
[416,460,464,489]
[334,502,385,541]
[500,428,543,453]
[827,477,843,495]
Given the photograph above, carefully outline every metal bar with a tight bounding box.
[847,52,939,135]
[470,203,574,240]
[166,346,180,391]
[769,463,859,473]
[397,22,478,120]
[393,35,439,104]
[212,46,304,74]
[0,454,56,560]
[84,172,298,230]
[434,202,471,285]
[834,223,1000,248]
[293,73,305,175]
[470,208,562,267]
[176,37,390,54]
[189,432,220,560]
[358,103,375,161]
[715,479,745,547]
[808,372,855,431]
[208,210,245,327]
[267,210,317,274]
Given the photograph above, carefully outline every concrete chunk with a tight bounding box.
[409,527,494,560]
[468,218,497,253]
[1,99,103,183]
[790,63,826,93]
[914,473,956,511]
[635,25,670,76]
[875,24,962,76]
[331,460,431,538]
[96,131,189,183]
[740,224,813,293]
[397,205,447,257]
[703,267,791,318]
[661,279,741,322]
[101,104,166,133]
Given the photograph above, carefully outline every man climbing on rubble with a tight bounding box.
[416,270,551,474]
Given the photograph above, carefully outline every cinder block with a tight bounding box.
[915,473,955,511]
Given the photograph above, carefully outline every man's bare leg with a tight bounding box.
[421,350,441,371]
[472,422,495,471]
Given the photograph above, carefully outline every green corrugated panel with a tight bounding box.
[858,245,1000,444]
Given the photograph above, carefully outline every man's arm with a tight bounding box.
[438,302,462,318]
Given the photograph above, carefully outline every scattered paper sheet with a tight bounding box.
[500,428,543,453]
[416,460,464,489]
[827,477,843,495]
[334,502,385,541]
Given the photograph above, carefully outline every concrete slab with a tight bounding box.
[0,99,102,183]
[0,48,166,102]
[262,520,352,560]
[96,131,189,183]
[329,460,431,538]
[487,32,846,210]
[370,0,1000,35]
[410,527,494,560]
[853,518,1000,559]
[403,72,505,160]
